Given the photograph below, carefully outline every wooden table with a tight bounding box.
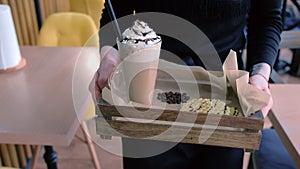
[0,46,97,168]
[269,84,300,168]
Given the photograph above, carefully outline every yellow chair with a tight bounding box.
[69,0,105,28]
[37,12,98,46]
[37,12,100,169]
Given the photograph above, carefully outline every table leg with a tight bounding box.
[43,146,58,169]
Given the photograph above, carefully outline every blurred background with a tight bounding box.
[0,0,104,46]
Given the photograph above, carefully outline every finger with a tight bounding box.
[95,89,101,101]
[261,87,273,117]
[98,71,108,90]
[98,62,116,89]
[101,46,119,63]
[262,96,273,118]
[94,71,101,100]
[95,70,102,90]
[249,74,269,91]
[262,86,271,94]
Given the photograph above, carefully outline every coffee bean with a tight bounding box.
[157,91,190,104]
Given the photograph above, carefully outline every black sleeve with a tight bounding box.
[246,0,283,70]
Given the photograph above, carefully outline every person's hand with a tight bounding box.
[94,46,120,100]
[249,74,273,117]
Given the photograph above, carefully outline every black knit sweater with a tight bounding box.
[99,0,282,70]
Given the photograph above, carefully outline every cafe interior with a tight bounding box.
[0,0,300,169]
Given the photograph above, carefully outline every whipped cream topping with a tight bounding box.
[121,20,161,45]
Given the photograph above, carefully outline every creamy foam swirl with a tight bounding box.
[121,20,161,45]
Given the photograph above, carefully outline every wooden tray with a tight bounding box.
[95,63,264,151]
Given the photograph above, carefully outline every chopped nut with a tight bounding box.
[180,98,243,116]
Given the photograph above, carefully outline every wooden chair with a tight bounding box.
[37,12,100,169]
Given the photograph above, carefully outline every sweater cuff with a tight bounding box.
[249,63,271,81]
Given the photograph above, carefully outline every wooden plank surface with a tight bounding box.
[7,144,20,168]
[8,0,24,45]
[8,144,20,168]
[2,0,9,4]
[96,119,261,150]
[0,150,2,166]
[23,0,35,45]
[42,0,51,20]
[15,0,30,45]
[45,0,54,17]
[0,144,12,167]
[30,145,41,169]
[51,0,57,13]
[43,0,49,19]
[28,0,39,45]
[2,0,39,45]
[17,145,27,168]
[39,0,46,22]
[55,0,70,12]
[98,104,264,130]
[24,145,32,159]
